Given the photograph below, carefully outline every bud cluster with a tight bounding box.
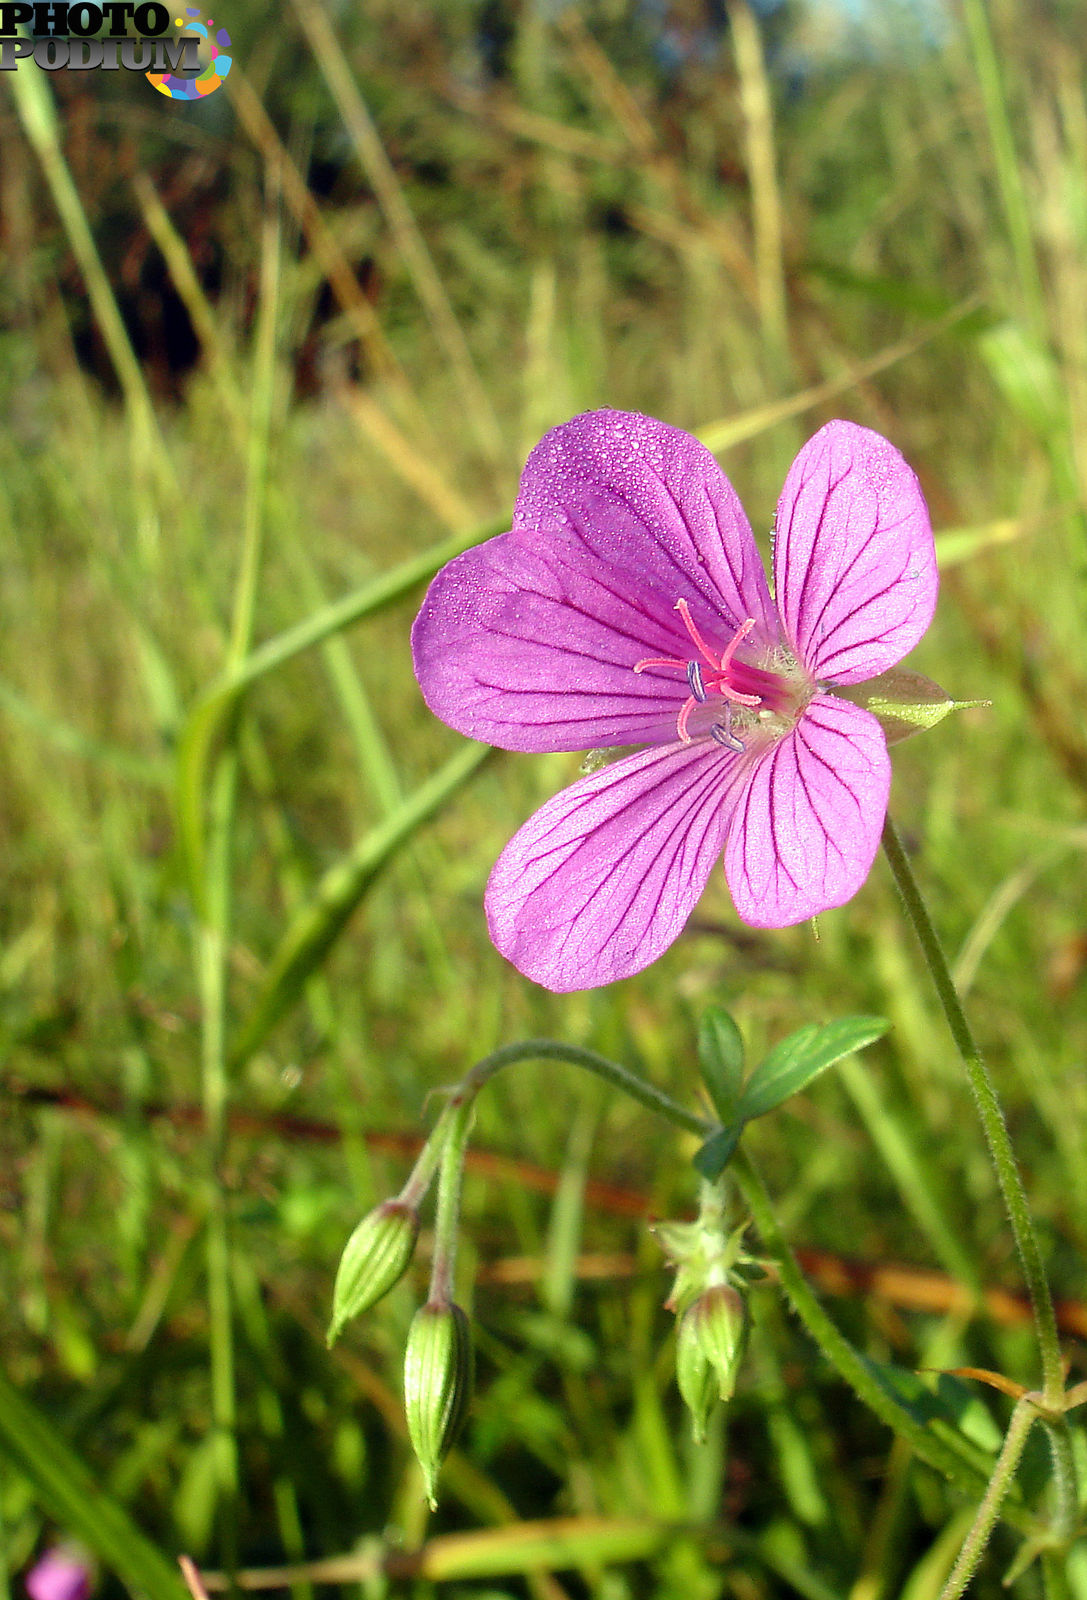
[327,1100,476,1510]
[654,1185,758,1441]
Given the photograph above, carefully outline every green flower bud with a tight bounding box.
[675,1285,747,1442]
[675,1304,717,1444]
[404,1300,473,1508]
[690,1283,746,1402]
[328,1201,419,1345]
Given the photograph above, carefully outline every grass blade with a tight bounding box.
[0,1363,187,1600]
[228,740,492,1069]
[174,515,504,903]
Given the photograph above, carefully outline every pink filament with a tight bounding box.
[634,605,766,743]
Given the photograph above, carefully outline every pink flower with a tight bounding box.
[412,411,937,992]
[25,1551,92,1600]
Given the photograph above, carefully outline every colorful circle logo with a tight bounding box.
[147,8,231,99]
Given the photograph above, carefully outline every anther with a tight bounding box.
[686,660,707,702]
[710,722,745,753]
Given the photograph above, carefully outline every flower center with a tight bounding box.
[634,600,806,752]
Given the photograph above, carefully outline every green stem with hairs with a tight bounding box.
[881,813,1077,1552]
[458,1039,711,1138]
[937,1397,1036,1600]
[881,817,1064,1404]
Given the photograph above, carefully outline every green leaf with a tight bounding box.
[736,1016,889,1122]
[692,1124,743,1181]
[697,1007,745,1120]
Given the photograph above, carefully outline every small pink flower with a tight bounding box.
[413,411,937,992]
[26,1550,92,1600]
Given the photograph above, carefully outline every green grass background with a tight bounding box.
[2,0,1086,1595]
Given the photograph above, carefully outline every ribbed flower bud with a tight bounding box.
[675,1303,717,1444]
[328,1200,420,1345]
[675,1284,747,1442]
[404,1300,473,1507]
[690,1283,746,1401]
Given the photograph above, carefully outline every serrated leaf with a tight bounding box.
[736,1016,889,1121]
[697,1007,746,1120]
[693,1124,742,1181]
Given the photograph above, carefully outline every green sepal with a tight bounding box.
[675,1305,717,1444]
[832,668,988,745]
[690,1284,747,1402]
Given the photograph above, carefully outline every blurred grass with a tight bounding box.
[1,1,1087,1598]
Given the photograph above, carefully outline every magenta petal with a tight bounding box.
[412,532,688,752]
[485,741,749,991]
[413,410,779,752]
[724,695,890,927]
[773,420,938,684]
[513,410,778,643]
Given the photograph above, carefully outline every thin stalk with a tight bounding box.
[937,1397,1036,1600]
[728,0,788,369]
[458,1040,711,1139]
[198,762,242,1579]
[398,1102,459,1212]
[429,1100,475,1305]
[959,0,1045,335]
[196,201,282,1581]
[880,816,1063,1406]
[1042,1411,1080,1550]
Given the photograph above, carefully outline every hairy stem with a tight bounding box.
[881,815,1064,1406]
[459,1038,712,1138]
[938,1397,1036,1600]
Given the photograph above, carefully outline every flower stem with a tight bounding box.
[398,1102,458,1211]
[880,815,1064,1407]
[937,1397,1036,1600]
[459,1039,712,1139]
[730,1145,1033,1527]
[428,1098,474,1305]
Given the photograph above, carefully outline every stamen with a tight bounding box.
[718,616,756,674]
[674,599,721,670]
[633,606,790,748]
[676,696,698,743]
[633,656,685,675]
